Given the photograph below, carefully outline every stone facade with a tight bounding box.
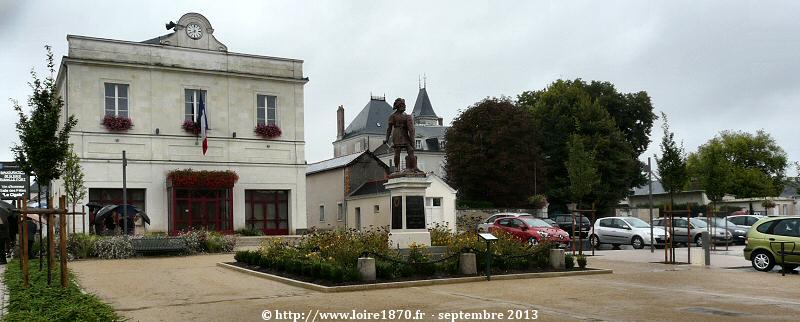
[53,13,308,234]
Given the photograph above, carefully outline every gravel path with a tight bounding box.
[71,253,800,321]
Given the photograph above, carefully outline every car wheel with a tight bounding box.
[528,238,539,246]
[631,236,644,249]
[694,235,703,247]
[590,234,601,248]
[751,250,775,272]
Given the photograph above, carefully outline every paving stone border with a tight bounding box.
[217,262,612,293]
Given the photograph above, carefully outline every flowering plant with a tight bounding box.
[101,115,133,132]
[254,123,282,139]
[182,120,201,135]
[167,169,239,188]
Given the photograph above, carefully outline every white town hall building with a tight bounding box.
[53,13,308,235]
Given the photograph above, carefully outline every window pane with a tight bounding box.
[185,102,194,120]
[118,98,128,111]
[185,89,194,104]
[433,198,442,207]
[267,96,276,108]
[267,106,276,124]
[118,84,128,98]
[105,97,116,111]
[105,108,115,116]
[257,108,265,124]
[105,83,115,97]
[279,203,288,220]
[267,204,276,221]
[254,205,264,220]
[257,95,266,108]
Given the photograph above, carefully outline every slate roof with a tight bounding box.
[781,184,798,197]
[349,180,389,197]
[342,98,393,140]
[631,181,705,196]
[412,88,438,119]
[141,34,170,44]
[306,152,364,175]
[415,126,447,139]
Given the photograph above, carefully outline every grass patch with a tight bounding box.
[3,259,123,321]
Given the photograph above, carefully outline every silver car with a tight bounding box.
[590,217,668,249]
[476,213,531,232]
[696,216,748,244]
[652,217,730,247]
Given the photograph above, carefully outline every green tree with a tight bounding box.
[687,130,787,198]
[686,139,732,215]
[655,112,687,205]
[565,134,600,206]
[444,97,537,207]
[63,145,87,216]
[519,79,652,213]
[11,46,77,200]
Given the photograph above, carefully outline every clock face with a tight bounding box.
[186,23,202,39]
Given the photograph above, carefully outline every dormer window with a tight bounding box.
[415,139,423,150]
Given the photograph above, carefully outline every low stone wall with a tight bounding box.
[456,208,544,232]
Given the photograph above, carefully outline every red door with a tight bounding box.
[245,190,289,235]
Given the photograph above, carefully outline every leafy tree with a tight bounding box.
[565,134,600,207]
[11,46,77,200]
[687,130,787,198]
[444,97,537,207]
[63,145,87,216]
[686,139,732,215]
[519,79,651,213]
[655,112,687,205]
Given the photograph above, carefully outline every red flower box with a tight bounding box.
[182,120,201,136]
[167,169,239,189]
[102,115,133,132]
[254,123,282,139]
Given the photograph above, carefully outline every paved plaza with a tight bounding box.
[70,250,800,322]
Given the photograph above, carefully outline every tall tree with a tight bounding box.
[655,112,687,205]
[565,134,600,207]
[63,145,87,219]
[444,97,537,207]
[11,45,77,200]
[687,130,787,198]
[686,139,732,205]
[519,79,652,213]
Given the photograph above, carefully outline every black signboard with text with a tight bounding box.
[0,162,29,200]
[405,196,425,229]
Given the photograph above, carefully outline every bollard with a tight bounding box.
[702,231,711,266]
[357,257,376,281]
[550,248,565,270]
[459,253,477,275]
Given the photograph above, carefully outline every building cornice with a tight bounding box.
[57,57,309,86]
[69,130,305,144]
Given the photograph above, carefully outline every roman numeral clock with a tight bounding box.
[186,23,203,39]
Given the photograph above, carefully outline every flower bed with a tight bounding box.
[232,228,582,286]
[167,169,239,189]
[63,231,237,260]
[102,115,133,132]
[254,123,282,139]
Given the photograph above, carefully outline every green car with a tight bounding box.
[743,216,800,272]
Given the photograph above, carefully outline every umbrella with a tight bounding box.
[95,204,149,224]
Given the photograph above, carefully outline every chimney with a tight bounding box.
[337,105,345,140]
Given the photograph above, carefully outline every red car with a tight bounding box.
[491,216,572,247]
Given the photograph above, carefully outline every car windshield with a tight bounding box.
[711,218,737,227]
[624,217,650,228]
[520,217,552,228]
[690,218,708,228]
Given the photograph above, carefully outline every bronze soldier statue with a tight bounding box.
[384,98,422,176]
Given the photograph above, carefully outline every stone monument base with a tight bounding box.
[389,231,431,248]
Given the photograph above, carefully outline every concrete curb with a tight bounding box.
[217,262,613,293]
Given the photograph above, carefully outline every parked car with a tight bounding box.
[550,213,592,238]
[476,213,529,232]
[589,217,668,249]
[696,216,748,244]
[743,216,800,272]
[726,214,766,228]
[490,216,572,247]
[652,217,730,247]
[542,218,559,228]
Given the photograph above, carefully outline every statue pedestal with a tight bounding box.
[384,176,431,248]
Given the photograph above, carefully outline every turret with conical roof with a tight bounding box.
[412,87,442,126]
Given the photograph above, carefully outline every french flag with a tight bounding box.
[197,94,209,155]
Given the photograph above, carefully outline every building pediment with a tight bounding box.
[148,12,228,52]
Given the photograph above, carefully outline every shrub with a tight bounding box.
[178,229,237,254]
[235,228,264,236]
[577,254,587,269]
[565,254,575,269]
[428,222,452,246]
[68,233,99,259]
[94,235,134,259]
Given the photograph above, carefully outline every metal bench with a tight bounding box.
[131,237,188,254]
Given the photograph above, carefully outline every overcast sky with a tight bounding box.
[1,1,798,175]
